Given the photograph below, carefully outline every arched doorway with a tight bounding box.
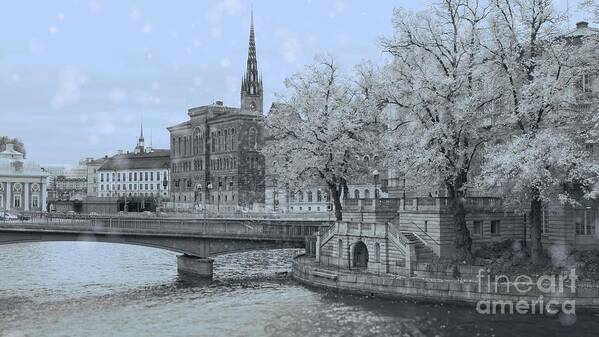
[353,241,369,268]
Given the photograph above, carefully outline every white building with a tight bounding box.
[0,143,47,212]
[96,128,170,201]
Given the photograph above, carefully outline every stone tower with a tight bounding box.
[240,12,263,114]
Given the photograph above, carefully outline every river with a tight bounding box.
[1,242,598,337]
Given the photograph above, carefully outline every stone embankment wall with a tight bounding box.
[292,255,599,312]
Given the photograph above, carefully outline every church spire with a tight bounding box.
[135,122,145,154]
[241,10,263,114]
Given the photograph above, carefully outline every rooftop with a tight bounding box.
[98,149,170,171]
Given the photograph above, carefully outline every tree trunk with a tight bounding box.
[449,173,473,262]
[529,187,546,265]
[329,182,343,221]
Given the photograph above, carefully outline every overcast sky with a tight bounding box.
[0,0,590,165]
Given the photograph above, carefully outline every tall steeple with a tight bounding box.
[240,10,263,114]
[135,122,145,154]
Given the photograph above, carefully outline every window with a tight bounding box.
[0,194,3,208]
[586,143,595,154]
[354,189,360,199]
[542,207,550,235]
[32,195,39,208]
[582,73,593,93]
[307,191,313,202]
[491,220,501,236]
[473,220,483,236]
[374,243,380,263]
[317,190,322,202]
[13,195,21,208]
[338,239,343,258]
[575,208,596,236]
[249,127,257,150]
[424,220,428,232]
[364,189,370,199]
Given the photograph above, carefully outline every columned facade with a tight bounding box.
[0,144,47,212]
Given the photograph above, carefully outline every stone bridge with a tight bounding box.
[0,215,332,278]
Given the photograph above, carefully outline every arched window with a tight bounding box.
[364,189,370,199]
[363,155,370,163]
[224,130,228,151]
[354,189,360,199]
[194,128,201,155]
[231,128,236,150]
[249,127,257,150]
[317,190,322,202]
[307,191,313,202]
[299,191,304,202]
[217,131,221,152]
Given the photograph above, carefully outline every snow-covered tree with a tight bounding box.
[380,0,502,261]
[477,0,599,264]
[263,56,383,221]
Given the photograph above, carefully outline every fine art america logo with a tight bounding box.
[475,268,577,315]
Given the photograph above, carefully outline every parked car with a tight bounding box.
[17,213,30,221]
[1,211,18,221]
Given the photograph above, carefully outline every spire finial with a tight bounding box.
[140,122,144,141]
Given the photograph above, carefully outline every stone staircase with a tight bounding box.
[401,231,434,263]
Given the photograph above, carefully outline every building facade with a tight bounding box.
[0,143,47,212]
[96,128,170,212]
[167,14,265,213]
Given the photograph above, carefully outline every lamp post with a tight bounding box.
[373,169,380,200]
[207,183,213,216]
[162,177,168,212]
[195,183,202,212]
[217,182,222,215]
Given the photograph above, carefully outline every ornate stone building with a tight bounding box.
[0,143,47,212]
[167,15,265,213]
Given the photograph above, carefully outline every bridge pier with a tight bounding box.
[177,255,213,278]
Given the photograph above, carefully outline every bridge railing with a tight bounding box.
[1,214,331,240]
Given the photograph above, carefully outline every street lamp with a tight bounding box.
[217,181,222,215]
[373,169,380,200]
[207,183,213,215]
[195,183,202,211]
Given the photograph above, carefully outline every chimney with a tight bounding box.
[577,21,589,29]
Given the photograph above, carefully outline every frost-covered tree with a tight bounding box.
[380,0,502,261]
[263,56,383,221]
[477,0,599,264]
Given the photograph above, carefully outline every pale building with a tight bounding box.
[0,143,47,212]
[96,127,170,212]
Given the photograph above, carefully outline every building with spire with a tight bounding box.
[167,13,265,212]
[94,126,170,212]
[134,123,146,154]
